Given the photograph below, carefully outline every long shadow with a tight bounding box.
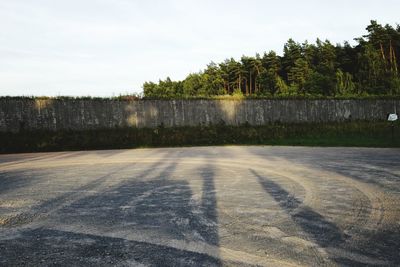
[1,151,172,226]
[250,169,346,260]
[53,149,133,159]
[248,146,400,192]
[318,162,400,192]
[197,165,219,246]
[0,154,74,195]
[314,163,400,265]
[1,164,133,227]
[0,152,66,165]
[0,227,220,266]
[0,170,39,195]
[55,161,221,265]
[0,150,130,196]
[1,159,222,266]
[247,147,400,265]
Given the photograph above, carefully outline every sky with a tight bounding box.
[1,0,399,97]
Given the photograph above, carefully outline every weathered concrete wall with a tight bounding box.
[0,99,399,132]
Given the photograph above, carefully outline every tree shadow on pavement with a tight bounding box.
[0,170,39,195]
[198,165,219,246]
[252,167,400,266]
[0,161,222,266]
[248,147,400,265]
[317,162,400,193]
[250,169,349,264]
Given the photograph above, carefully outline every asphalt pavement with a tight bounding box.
[0,146,399,266]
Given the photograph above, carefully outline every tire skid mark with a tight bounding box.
[0,158,173,227]
[247,156,400,264]
[204,163,331,265]
[0,152,70,168]
[245,157,389,228]
[1,156,382,233]
[1,153,399,265]
[1,156,387,231]
[0,165,128,227]
[44,224,301,267]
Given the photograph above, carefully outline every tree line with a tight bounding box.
[143,21,400,98]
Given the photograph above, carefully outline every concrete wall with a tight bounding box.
[0,98,399,132]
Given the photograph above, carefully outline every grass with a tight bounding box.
[0,121,399,154]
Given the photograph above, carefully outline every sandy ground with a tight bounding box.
[0,146,399,266]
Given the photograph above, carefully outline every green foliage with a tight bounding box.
[202,63,226,96]
[183,73,203,96]
[1,121,399,153]
[335,69,356,95]
[232,88,244,98]
[288,58,312,94]
[143,77,183,97]
[305,72,331,95]
[142,21,400,99]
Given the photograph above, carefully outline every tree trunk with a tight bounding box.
[390,40,398,74]
[254,66,260,93]
[243,77,248,95]
[249,72,252,95]
[380,42,386,60]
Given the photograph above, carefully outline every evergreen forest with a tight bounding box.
[143,21,400,98]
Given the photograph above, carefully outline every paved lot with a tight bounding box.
[0,146,399,266]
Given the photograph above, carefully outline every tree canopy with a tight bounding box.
[143,21,400,98]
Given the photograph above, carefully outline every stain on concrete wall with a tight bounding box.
[0,99,399,132]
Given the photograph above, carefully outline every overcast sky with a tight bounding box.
[1,0,399,97]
